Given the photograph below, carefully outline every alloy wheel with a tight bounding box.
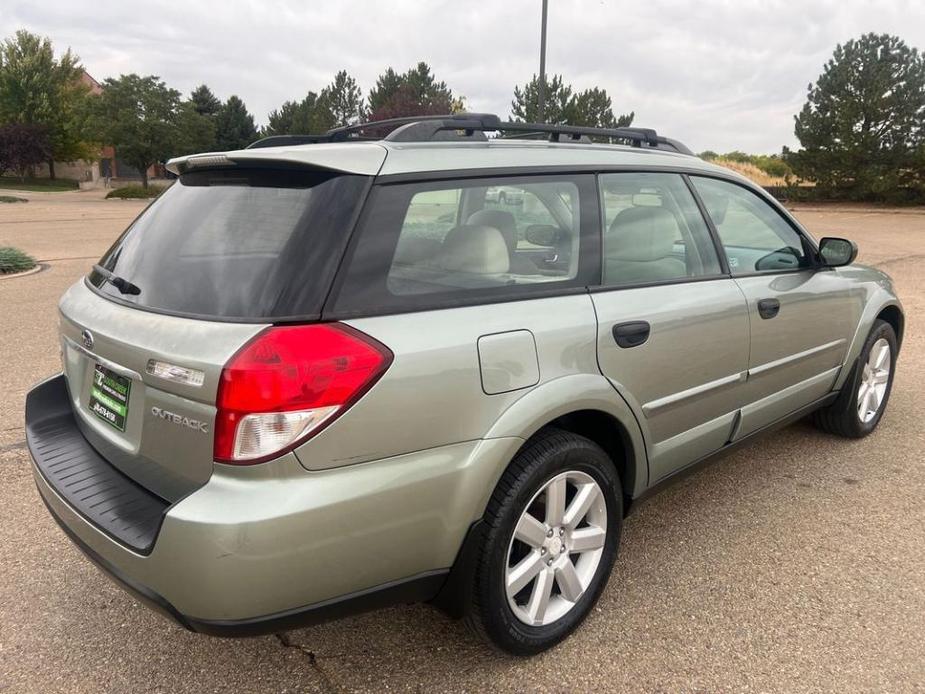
[857,338,891,423]
[505,470,607,627]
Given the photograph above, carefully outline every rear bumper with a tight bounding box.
[27,374,519,632]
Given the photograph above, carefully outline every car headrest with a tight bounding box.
[439,225,511,274]
[699,188,729,225]
[607,207,680,262]
[467,209,517,252]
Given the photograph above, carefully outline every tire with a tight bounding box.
[813,319,897,438]
[464,429,622,655]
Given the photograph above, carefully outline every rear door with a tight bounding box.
[591,172,750,484]
[689,176,862,438]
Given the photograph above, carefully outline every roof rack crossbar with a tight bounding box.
[246,113,693,155]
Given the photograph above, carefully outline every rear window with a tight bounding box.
[88,169,368,320]
[330,174,600,317]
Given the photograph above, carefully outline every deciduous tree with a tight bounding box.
[92,74,180,188]
[264,91,334,136]
[0,30,94,178]
[0,123,51,179]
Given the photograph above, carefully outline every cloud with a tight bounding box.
[3,0,924,152]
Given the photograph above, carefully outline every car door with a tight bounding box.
[689,176,863,439]
[592,172,751,484]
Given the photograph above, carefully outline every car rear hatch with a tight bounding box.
[51,166,372,505]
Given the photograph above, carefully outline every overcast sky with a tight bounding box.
[3,0,925,153]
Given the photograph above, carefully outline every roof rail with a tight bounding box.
[246,113,693,155]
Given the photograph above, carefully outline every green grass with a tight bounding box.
[0,176,79,192]
[106,184,166,199]
[0,247,37,275]
[0,195,27,203]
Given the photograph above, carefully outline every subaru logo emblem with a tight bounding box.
[81,329,94,350]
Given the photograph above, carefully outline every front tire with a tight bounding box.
[464,429,622,655]
[813,319,897,438]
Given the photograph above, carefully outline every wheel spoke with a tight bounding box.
[868,385,882,413]
[514,512,547,549]
[555,557,584,602]
[526,568,554,624]
[545,477,566,526]
[874,343,890,370]
[570,525,606,552]
[873,370,890,385]
[563,483,599,529]
[507,551,544,598]
[861,388,875,418]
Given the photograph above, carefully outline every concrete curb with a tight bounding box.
[0,263,47,281]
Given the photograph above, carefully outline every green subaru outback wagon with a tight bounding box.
[26,114,903,654]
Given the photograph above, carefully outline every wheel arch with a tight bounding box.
[877,303,904,349]
[481,374,648,506]
[835,296,904,391]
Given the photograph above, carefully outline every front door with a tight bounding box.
[592,172,750,484]
[689,176,862,438]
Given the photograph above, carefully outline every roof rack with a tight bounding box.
[246,113,693,155]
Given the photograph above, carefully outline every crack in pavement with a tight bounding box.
[870,252,925,268]
[274,633,342,693]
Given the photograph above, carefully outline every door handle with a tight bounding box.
[757,298,781,319]
[612,321,651,348]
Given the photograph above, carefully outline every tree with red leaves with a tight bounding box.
[0,123,51,180]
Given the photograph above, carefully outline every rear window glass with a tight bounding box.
[88,169,367,320]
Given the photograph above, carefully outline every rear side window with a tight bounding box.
[691,176,812,274]
[600,172,722,286]
[331,174,599,316]
[89,169,368,320]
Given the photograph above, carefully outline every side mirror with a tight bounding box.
[818,237,858,267]
[524,224,562,247]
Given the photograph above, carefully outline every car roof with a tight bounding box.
[166,138,741,181]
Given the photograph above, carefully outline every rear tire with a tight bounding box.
[813,319,897,438]
[464,429,622,655]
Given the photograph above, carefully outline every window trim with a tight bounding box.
[323,172,602,320]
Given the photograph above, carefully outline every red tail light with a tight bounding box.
[214,323,392,464]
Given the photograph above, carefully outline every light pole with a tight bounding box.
[538,0,548,123]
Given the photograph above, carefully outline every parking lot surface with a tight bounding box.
[1,190,923,693]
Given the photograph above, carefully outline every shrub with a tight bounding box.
[106,184,166,199]
[0,194,27,203]
[0,246,37,274]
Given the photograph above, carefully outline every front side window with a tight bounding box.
[331,175,598,316]
[691,177,812,274]
[600,172,722,287]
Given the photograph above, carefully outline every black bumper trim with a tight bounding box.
[26,374,168,554]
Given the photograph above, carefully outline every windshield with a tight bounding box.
[88,168,367,320]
